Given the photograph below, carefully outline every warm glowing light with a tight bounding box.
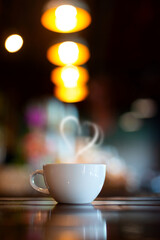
[5,34,23,53]
[61,65,79,87]
[54,85,88,103]
[119,112,143,132]
[47,41,90,66]
[58,41,79,64]
[51,66,89,88]
[55,5,77,32]
[41,3,91,33]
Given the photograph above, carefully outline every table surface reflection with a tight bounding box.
[0,196,160,240]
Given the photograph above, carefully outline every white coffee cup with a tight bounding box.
[30,163,106,204]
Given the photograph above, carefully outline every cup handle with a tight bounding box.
[30,169,49,194]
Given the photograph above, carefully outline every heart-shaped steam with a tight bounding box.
[60,116,100,160]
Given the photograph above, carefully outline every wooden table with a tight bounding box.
[0,197,160,240]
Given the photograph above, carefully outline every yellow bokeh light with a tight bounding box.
[41,4,91,33]
[58,41,79,65]
[54,85,88,103]
[61,65,79,88]
[47,41,90,66]
[55,5,77,32]
[51,65,89,88]
[5,34,23,53]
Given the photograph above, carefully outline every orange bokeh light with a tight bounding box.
[41,4,91,33]
[54,85,88,103]
[47,41,90,66]
[51,65,89,88]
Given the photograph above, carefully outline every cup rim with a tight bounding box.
[43,163,106,167]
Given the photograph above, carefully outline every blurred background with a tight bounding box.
[0,0,160,197]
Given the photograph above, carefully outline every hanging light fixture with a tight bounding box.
[51,65,89,88]
[40,1,91,103]
[47,40,90,66]
[54,85,89,103]
[41,0,91,33]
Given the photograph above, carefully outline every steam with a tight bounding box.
[75,121,99,159]
[60,116,102,160]
[94,126,104,147]
[60,115,81,151]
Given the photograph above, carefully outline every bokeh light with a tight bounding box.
[51,65,89,88]
[25,105,46,128]
[58,41,79,64]
[131,98,157,119]
[47,41,90,66]
[41,3,91,33]
[119,112,143,132]
[5,34,23,53]
[61,65,79,87]
[54,85,88,103]
[55,5,77,32]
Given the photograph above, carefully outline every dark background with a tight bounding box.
[0,0,160,114]
[0,0,160,196]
